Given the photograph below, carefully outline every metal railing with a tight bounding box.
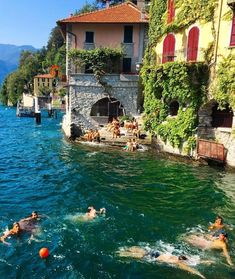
[156,47,207,64]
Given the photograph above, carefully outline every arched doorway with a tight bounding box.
[211,103,233,128]
[90,97,124,124]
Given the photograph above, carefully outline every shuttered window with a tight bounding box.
[187,27,199,62]
[230,14,235,47]
[167,0,175,24]
[162,34,175,64]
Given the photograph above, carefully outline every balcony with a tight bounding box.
[155,48,208,64]
[83,42,95,50]
[227,0,235,9]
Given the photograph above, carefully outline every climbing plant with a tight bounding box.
[141,62,209,149]
[144,0,218,60]
[68,47,123,80]
[214,54,235,109]
[140,0,219,151]
[163,0,218,34]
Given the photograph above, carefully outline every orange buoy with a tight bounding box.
[39,247,50,258]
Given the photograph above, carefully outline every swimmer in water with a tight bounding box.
[19,211,40,222]
[186,231,233,266]
[0,222,21,245]
[18,211,41,233]
[84,206,106,220]
[117,246,206,278]
[209,216,224,231]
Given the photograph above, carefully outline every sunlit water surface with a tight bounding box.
[0,105,235,279]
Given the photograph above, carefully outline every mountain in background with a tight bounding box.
[0,44,37,85]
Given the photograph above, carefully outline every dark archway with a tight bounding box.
[169,100,179,116]
[90,97,124,123]
[211,103,233,128]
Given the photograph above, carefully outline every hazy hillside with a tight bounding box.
[0,44,37,85]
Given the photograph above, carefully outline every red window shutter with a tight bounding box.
[162,34,175,64]
[230,14,235,47]
[167,0,175,24]
[187,27,199,62]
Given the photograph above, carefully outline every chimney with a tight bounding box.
[106,0,110,9]
[137,0,145,10]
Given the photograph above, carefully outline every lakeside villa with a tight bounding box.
[56,0,235,167]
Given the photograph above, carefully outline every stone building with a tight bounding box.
[57,1,149,138]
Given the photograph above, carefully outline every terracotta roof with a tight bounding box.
[57,2,149,24]
[34,74,53,79]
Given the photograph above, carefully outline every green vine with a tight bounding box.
[144,0,218,54]
[214,54,235,109]
[141,0,218,152]
[164,0,218,33]
[68,47,123,91]
[141,62,209,149]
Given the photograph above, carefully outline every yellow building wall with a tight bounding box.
[154,22,214,64]
[216,1,235,64]
[154,1,234,65]
[34,77,53,96]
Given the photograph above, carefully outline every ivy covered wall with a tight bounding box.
[140,0,235,152]
[142,62,208,149]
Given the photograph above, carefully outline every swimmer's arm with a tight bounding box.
[223,246,233,266]
[0,234,11,246]
[97,208,106,215]
[208,224,215,230]
[177,262,205,279]
[200,260,215,265]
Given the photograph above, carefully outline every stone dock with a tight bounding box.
[75,119,152,149]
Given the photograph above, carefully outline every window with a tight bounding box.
[85,31,94,43]
[124,26,133,43]
[167,0,175,24]
[187,27,199,62]
[85,63,93,73]
[230,13,235,47]
[162,34,175,63]
[122,58,132,73]
[211,104,233,128]
[169,101,179,116]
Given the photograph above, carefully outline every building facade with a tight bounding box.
[57,1,149,138]
[146,0,235,166]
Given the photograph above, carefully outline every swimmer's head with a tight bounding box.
[31,211,38,219]
[87,206,94,213]
[13,222,21,233]
[216,215,223,225]
[178,255,188,261]
[219,231,228,240]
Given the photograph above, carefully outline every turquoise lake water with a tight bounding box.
[0,104,235,279]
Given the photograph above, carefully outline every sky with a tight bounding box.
[0,0,89,48]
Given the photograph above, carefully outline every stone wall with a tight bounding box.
[62,73,140,138]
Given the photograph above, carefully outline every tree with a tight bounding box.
[47,26,64,51]
[0,79,8,105]
[38,85,52,97]
[96,0,124,7]
[6,71,25,106]
[74,1,99,15]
